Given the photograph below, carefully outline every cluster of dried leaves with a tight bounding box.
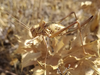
[16,1,100,75]
[0,0,100,75]
[17,17,100,75]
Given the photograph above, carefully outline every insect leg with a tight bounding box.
[63,15,93,54]
[58,12,77,24]
[75,16,93,54]
[45,21,78,38]
[65,16,93,34]
[45,21,86,53]
[75,21,86,53]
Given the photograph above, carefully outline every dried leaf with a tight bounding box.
[90,12,99,33]
[67,58,99,75]
[22,51,41,69]
[33,69,44,75]
[63,55,79,68]
[84,40,99,56]
[46,53,61,66]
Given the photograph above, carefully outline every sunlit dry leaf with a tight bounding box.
[15,35,30,54]
[54,37,64,53]
[22,51,41,69]
[62,35,74,45]
[61,46,85,58]
[33,69,44,75]
[81,1,97,15]
[46,53,61,67]
[64,58,99,75]
[90,12,99,33]
[10,58,19,69]
[93,57,100,74]
[71,33,83,47]
[81,1,92,6]
[2,0,100,75]
[15,42,26,54]
[63,55,79,69]
[84,40,99,56]
[61,35,99,58]
[46,65,59,75]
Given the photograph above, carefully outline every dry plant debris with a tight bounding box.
[0,0,100,75]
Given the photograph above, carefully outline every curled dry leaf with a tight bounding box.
[63,55,79,69]
[65,58,99,75]
[33,69,44,75]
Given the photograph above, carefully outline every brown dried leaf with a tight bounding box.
[63,55,79,68]
[84,40,99,56]
[54,37,64,53]
[22,51,41,69]
[15,42,26,54]
[46,65,59,75]
[61,39,99,59]
[46,53,61,66]
[66,58,99,75]
[90,12,100,33]
[61,46,85,58]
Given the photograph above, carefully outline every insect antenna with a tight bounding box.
[6,12,30,31]
[12,16,30,30]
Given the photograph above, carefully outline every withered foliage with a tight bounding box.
[0,0,100,75]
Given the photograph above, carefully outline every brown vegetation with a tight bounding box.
[0,0,100,75]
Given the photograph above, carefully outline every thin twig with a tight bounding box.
[0,67,18,75]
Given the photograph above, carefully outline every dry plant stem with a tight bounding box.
[58,12,77,24]
[42,36,48,75]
